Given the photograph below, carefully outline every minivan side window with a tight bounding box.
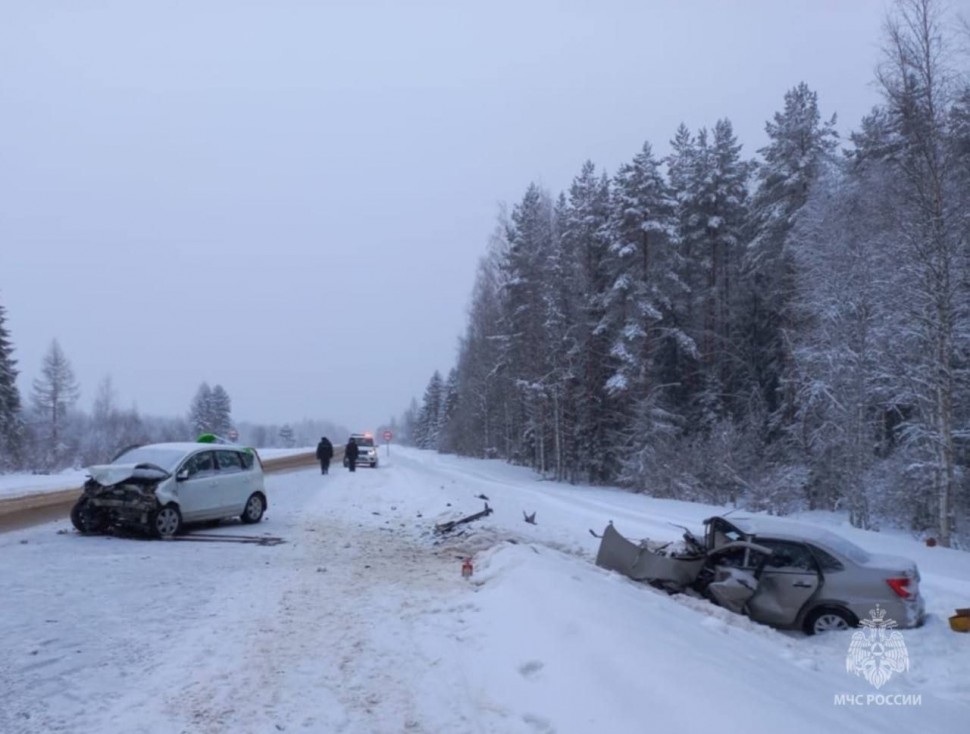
[216,450,244,473]
[183,451,216,478]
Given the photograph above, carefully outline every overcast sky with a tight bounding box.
[0,0,899,432]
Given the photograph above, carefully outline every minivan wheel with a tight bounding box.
[240,493,265,524]
[153,504,183,539]
[71,498,107,534]
[805,607,858,635]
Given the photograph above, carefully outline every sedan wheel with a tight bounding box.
[240,493,265,524]
[153,504,182,538]
[807,608,856,635]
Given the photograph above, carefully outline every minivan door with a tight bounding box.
[746,540,821,627]
[174,450,220,521]
[213,449,249,515]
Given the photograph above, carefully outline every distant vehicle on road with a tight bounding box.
[71,442,267,538]
[343,433,378,468]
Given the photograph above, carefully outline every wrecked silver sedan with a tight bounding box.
[596,515,926,634]
[71,442,268,538]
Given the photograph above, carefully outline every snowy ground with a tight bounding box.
[1,446,967,734]
[0,447,314,500]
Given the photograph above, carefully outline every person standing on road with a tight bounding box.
[315,436,334,475]
[344,437,359,472]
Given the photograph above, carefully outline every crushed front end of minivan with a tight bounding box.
[71,463,172,536]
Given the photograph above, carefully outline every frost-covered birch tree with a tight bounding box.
[869,0,968,545]
[31,339,80,470]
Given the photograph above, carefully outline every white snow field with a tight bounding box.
[1,446,967,734]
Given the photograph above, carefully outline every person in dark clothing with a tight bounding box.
[344,437,359,472]
[316,436,334,475]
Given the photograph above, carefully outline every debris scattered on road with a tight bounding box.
[434,502,493,535]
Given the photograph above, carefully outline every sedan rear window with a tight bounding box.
[815,532,871,565]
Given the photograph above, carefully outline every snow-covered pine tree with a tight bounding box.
[189,382,213,436]
[740,82,839,438]
[209,384,232,437]
[30,339,80,470]
[602,141,689,489]
[499,184,557,471]
[0,298,24,470]
[558,163,614,483]
[437,368,460,453]
[668,121,751,428]
[415,371,444,450]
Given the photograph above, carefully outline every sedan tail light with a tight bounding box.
[886,577,916,599]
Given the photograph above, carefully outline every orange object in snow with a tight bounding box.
[461,558,473,578]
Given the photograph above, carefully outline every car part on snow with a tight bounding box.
[434,502,493,534]
[461,558,474,577]
[166,532,285,546]
[523,511,536,525]
[950,608,970,632]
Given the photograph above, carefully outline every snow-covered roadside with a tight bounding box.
[0,447,314,501]
[0,469,88,501]
[0,446,967,734]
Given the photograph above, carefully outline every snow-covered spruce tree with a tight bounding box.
[278,424,294,448]
[0,298,24,470]
[558,163,614,483]
[189,382,213,435]
[667,121,751,435]
[740,82,839,443]
[498,184,558,471]
[600,141,690,490]
[415,371,444,450]
[30,339,81,471]
[437,368,460,454]
[209,384,232,437]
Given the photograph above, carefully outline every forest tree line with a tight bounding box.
[0,333,340,471]
[402,0,970,546]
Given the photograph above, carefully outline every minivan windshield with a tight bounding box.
[112,446,187,472]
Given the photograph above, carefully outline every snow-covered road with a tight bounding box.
[1,447,967,734]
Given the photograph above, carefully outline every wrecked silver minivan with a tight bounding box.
[595,515,926,635]
[71,442,268,538]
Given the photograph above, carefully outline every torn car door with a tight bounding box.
[745,540,822,627]
[594,523,705,588]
